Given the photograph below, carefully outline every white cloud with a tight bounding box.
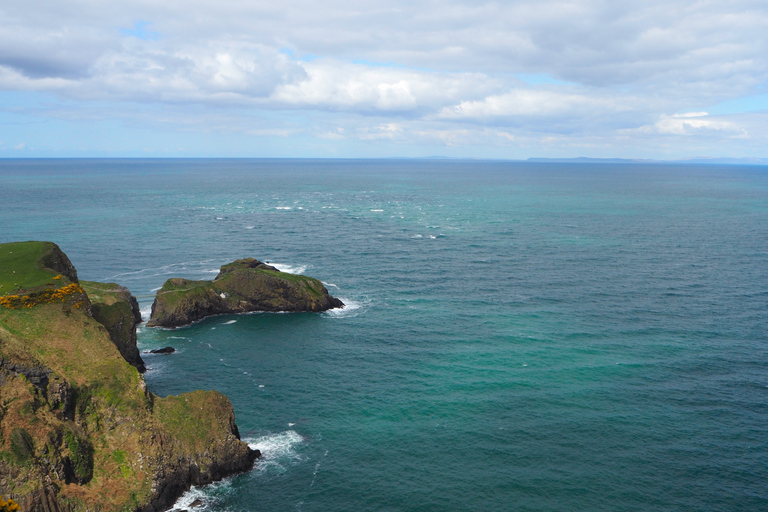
[1,0,768,156]
[643,112,748,136]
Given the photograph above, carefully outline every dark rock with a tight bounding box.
[189,499,203,508]
[38,242,79,283]
[0,360,52,389]
[150,347,176,354]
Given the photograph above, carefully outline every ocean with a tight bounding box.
[1,159,767,511]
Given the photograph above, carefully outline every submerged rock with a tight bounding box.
[150,346,176,354]
[147,258,344,328]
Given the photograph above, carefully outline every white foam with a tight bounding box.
[221,320,237,325]
[271,263,308,275]
[139,304,153,322]
[275,206,291,210]
[245,226,255,229]
[245,430,304,473]
[411,234,423,239]
[171,476,234,511]
[371,209,384,212]
[323,298,366,318]
[150,286,161,292]
[321,282,338,288]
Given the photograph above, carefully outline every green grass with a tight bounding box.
[153,390,234,452]
[0,241,70,296]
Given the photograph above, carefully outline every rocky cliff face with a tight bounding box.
[0,242,258,511]
[81,281,146,373]
[147,258,343,328]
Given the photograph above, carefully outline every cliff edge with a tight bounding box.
[0,242,258,511]
[147,258,343,328]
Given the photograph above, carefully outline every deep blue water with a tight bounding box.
[1,159,767,511]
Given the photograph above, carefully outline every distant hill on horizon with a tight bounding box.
[526,157,768,166]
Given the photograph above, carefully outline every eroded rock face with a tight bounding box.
[81,281,146,372]
[147,259,344,328]
[37,242,79,283]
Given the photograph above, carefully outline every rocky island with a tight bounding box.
[0,242,259,511]
[147,258,343,328]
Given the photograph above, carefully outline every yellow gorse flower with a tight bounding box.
[0,495,20,512]
[0,283,86,310]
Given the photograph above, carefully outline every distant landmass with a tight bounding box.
[527,157,768,165]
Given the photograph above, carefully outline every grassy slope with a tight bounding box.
[0,242,72,296]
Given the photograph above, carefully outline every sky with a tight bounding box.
[1,0,767,159]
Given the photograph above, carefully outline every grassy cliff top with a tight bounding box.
[0,241,75,296]
[80,281,131,306]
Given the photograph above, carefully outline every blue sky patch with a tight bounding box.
[120,21,160,40]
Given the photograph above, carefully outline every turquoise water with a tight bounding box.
[2,159,767,511]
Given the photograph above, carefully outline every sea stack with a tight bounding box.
[147,258,344,328]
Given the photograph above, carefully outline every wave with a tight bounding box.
[271,262,308,275]
[139,304,153,322]
[221,319,237,325]
[171,477,234,511]
[323,297,367,318]
[246,430,305,474]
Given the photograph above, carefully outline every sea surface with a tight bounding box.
[1,159,767,511]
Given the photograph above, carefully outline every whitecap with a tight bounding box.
[411,234,423,239]
[275,206,292,210]
[221,320,237,325]
[429,235,436,239]
[321,282,338,288]
[245,226,255,229]
[323,298,366,318]
[150,286,161,292]
[371,209,384,212]
[245,430,304,473]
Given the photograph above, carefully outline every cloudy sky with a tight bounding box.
[1,0,767,158]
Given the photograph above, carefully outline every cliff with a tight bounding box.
[0,242,258,511]
[147,258,343,328]
[80,281,145,373]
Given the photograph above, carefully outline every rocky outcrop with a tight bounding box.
[36,243,79,284]
[81,281,146,372]
[147,258,343,328]
[150,347,175,354]
[0,242,259,511]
